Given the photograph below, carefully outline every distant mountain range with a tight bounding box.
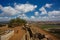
[0,21,9,24]
[28,21,60,24]
[0,20,60,24]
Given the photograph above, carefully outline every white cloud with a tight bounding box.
[47,10,60,21]
[38,16,49,21]
[48,10,60,16]
[0,3,60,21]
[0,17,11,21]
[0,3,37,17]
[0,3,37,21]
[38,16,60,21]
[29,16,49,21]
[33,7,60,21]
[39,7,47,15]
[14,3,17,6]
[39,3,52,15]
[17,14,29,20]
[45,3,52,8]
[33,3,60,21]
[35,12,39,16]
[1,6,18,16]
[0,5,3,9]
[31,16,35,19]
[15,4,37,13]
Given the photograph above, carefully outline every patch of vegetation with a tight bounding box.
[8,17,27,27]
[40,24,60,29]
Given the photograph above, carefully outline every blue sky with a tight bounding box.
[0,0,60,21]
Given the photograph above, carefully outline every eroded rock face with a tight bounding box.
[0,30,14,40]
[22,26,48,40]
[22,24,60,40]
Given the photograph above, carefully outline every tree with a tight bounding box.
[8,17,27,27]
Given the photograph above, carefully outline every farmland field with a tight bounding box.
[38,24,60,39]
[40,24,60,29]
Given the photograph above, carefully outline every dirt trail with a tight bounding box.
[9,27,25,40]
[31,24,60,40]
[7,24,60,40]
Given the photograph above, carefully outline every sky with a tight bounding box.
[0,0,60,21]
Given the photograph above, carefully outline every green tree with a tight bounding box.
[8,17,27,27]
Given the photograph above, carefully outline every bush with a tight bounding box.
[8,17,27,27]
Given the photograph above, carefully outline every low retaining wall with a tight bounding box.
[0,30,14,40]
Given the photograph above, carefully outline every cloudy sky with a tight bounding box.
[0,0,60,21]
